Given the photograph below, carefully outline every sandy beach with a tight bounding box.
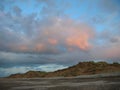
[0,73,120,90]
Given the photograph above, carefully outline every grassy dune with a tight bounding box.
[8,61,120,78]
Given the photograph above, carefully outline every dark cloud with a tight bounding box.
[110,37,120,43]
[0,50,92,67]
[99,0,120,13]
[13,6,22,16]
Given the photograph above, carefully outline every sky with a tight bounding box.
[0,0,120,77]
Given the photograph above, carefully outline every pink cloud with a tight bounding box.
[48,38,58,45]
[38,18,94,51]
[2,17,94,53]
[34,43,46,52]
[18,45,28,51]
[66,31,91,50]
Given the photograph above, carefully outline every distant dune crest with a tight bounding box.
[8,61,120,78]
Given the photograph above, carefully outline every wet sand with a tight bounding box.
[0,73,120,90]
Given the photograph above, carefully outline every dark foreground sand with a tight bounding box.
[0,73,120,90]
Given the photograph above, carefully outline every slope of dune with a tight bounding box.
[8,61,120,78]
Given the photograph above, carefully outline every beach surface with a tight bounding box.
[0,73,120,90]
